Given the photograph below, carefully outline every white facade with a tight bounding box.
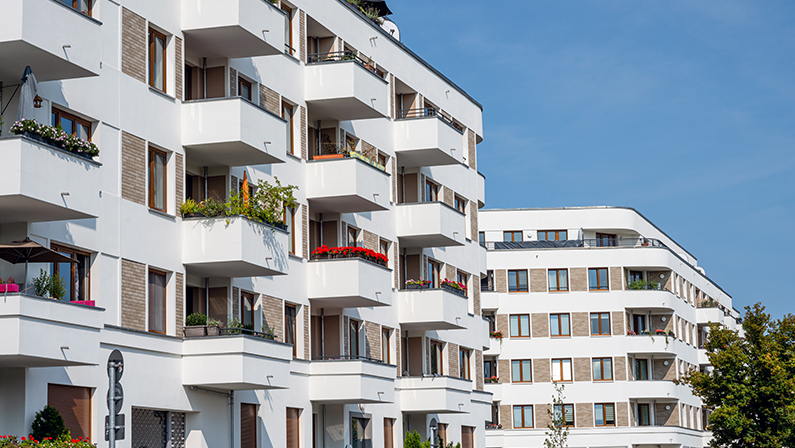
[0,1,489,448]
[479,207,740,448]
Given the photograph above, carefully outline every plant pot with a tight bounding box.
[313,154,345,160]
[72,300,95,307]
[405,283,427,290]
[6,284,19,293]
[184,326,208,338]
[182,212,203,218]
[0,285,5,293]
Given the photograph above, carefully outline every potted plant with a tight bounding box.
[489,330,503,340]
[0,277,4,293]
[484,375,499,383]
[4,276,16,293]
[405,279,430,290]
[441,278,467,296]
[184,313,221,337]
[626,329,636,336]
[179,198,201,218]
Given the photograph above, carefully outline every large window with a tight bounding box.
[283,101,294,155]
[512,405,533,428]
[596,233,617,247]
[550,314,570,337]
[510,314,530,338]
[426,181,439,202]
[347,226,359,247]
[484,359,494,379]
[633,314,647,333]
[588,268,609,291]
[286,304,297,357]
[281,4,294,55]
[454,196,466,214]
[635,359,649,380]
[591,313,611,336]
[457,272,469,296]
[148,147,167,212]
[149,28,166,92]
[538,230,567,241]
[428,259,441,288]
[430,340,444,375]
[460,348,471,380]
[593,358,613,381]
[148,270,166,334]
[511,360,532,383]
[548,269,568,292]
[553,404,574,427]
[638,404,651,426]
[52,107,91,141]
[351,417,371,448]
[552,359,572,382]
[285,207,295,254]
[503,231,522,242]
[51,244,90,302]
[594,403,616,426]
[508,269,528,293]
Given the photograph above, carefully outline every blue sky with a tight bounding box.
[390,0,795,318]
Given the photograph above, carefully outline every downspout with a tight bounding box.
[319,213,323,246]
[320,307,325,358]
[205,277,210,318]
[400,167,405,204]
[322,404,326,448]
[202,58,207,99]
[203,166,208,200]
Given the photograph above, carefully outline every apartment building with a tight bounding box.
[479,207,740,448]
[0,1,490,448]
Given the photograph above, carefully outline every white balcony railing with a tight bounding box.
[396,202,466,248]
[309,358,396,404]
[397,288,469,331]
[305,57,389,121]
[307,258,392,308]
[306,156,390,213]
[396,376,472,413]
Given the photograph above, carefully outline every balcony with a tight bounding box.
[0,0,101,83]
[182,216,289,278]
[627,381,690,400]
[308,357,396,404]
[696,306,726,325]
[394,110,464,167]
[624,334,683,356]
[397,376,472,414]
[621,289,679,312]
[305,52,389,121]
[485,237,668,250]
[397,288,468,331]
[182,333,292,390]
[484,382,501,402]
[306,156,390,213]
[181,0,284,58]
[0,136,100,223]
[396,202,466,248]
[307,258,392,308]
[182,98,287,166]
[0,294,103,368]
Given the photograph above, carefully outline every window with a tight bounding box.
[548,269,568,292]
[593,358,613,381]
[478,232,485,247]
[454,196,466,214]
[460,348,471,380]
[238,77,252,101]
[382,329,390,363]
[149,28,166,92]
[285,207,295,254]
[508,270,528,293]
[503,231,522,242]
[635,359,649,380]
[347,226,359,247]
[351,417,370,448]
[51,244,90,302]
[512,405,533,428]
[380,240,389,258]
[349,318,361,359]
[550,314,570,337]
[596,233,617,247]
[594,403,615,426]
[426,181,439,202]
[148,147,167,212]
[481,270,494,292]
[283,102,294,155]
[553,404,574,427]
[428,259,441,288]
[131,408,186,448]
[591,313,611,336]
[48,384,91,438]
[52,108,91,141]
[148,270,166,334]
[241,292,255,328]
[457,272,469,295]
[511,360,532,383]
[551,359,572,382]
[633,315,647,333]
[430,341,444,375]
[538,230,567,241]
[241,403,257,448]
[282,4,294,55]
[629,270,643,283]
[510,314,530,338]
[285,304,297,357]
[484,359,493,379]
[588,268,609,291]
[57,0,92,16]
[286,408,300,448]
[383,418,395,448]
[638,403,651,426]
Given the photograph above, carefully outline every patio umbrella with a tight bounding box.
[0,238,75,288]
[242,171,250,205]
[360,0,392,16]
[16,66,38,121]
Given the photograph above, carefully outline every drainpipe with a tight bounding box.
[400,167,405,204]
[317,120,321,155]
[322,404,326,448]
[319,213,323,246]
[203,167,208,200]
[402,248,407,290]
[320,308,325,358]
[205,277,210,317]
[202,58,207,99]
[0,82,3,136]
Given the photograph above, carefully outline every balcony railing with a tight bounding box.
[307,51,384,79]
[485,237,667,251]
[184,325,277,340]
[396,107,464,133]
[402,284,467,298]
[311,143,387,172]
[312,355,386,364]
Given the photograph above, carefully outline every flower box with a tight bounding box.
[184,325,222,338]
[311,245,388,267]
[72,300,95,307]
[405,283,429,290]
[441,283,467,297]
[5,284,19,293]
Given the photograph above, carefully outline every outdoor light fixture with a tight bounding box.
[61,192,70,196]
[33,95,43,108]
[62,44,71,49]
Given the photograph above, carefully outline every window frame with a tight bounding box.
[147,268,167,335]
[425,180,439,202]
[538,230,567,241]
[428,259,441,288]
[509,314,530,338]
[284,207,296,255]
[148,146,168,213]
[508,269,528,293]
[635,359,649,381]
[148,28,167,93]
[637,403,651,426]
[241,291,256,328]
[588,268,609,291]
[285,304,297,357]
[551,358,573,382]
[51,107,92,141]
[512,405,534,429]
[51,243,91,302]
[594,403,616,427]
[459,348,471,380]
[347,226,359,247]
[281,4,294,55]
[553,404,574,427]
[454,195,466,214]
[592,357,613,381]
[511,359,532,383]
[548,269,568,292]
[283,101,295,155]
[58,0,93,16]
[549,313,570,337]
[590,312,611,336]
[238,77,252,101]
[430,340,444,375]
[478,232,485,246]
[381,329,390,364]
[503,231,522,242]
[595,233,617,247]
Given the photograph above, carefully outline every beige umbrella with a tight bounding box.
[0,238,75,289]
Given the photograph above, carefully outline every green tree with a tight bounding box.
[31,405,69,441]
[678,303,795,448]
[544,382,569,448]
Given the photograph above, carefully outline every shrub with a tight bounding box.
[31,406,68,441]
[185,313,207,326]
[32,269,50,297]
[49,274,66,300]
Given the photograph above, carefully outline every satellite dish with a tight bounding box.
[380,18,400,41]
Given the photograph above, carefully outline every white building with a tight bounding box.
[478,207,740,448]
[0,1,491,447]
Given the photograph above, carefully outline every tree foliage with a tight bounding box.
[31,406,69,441]
[678,303,795,448]
[544,382,569,448]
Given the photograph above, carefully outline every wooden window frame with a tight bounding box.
[148,146,168,212]
[147,268,167,335]
[551,358,573,382]
[347,226,359,247]
[148,28,167,93]
[511,359,532,383]
[285,304,297,357]
[430,340,444,375]
[382,329,390,364]
[635,359,649,381]
[52,107,92,141]
[638,403,651,426]
[503,231,522,242]
[592,357,613,381]
[426,180,439,202]
[428,259,441,288]
[549,313,570,337]
[284,207,296,255]
[538,230,567,241]
[594,403,616,427]
[588,268,609,291]
[548,269,568,292]
[512,405,534,429]
[241,291,256,328]
[590,312,611,336]
[238,77,252,101]
[509,314,530,338]
[349,318,361,359]
[59,0,93,16]
[283,101,294,155]
[454,195,466,214]
[459,348,471,380]
[508,269,528,293]
[596,233,617,247]
[553,404,574,427]
[51,244,91,302]
[281,4,294,55]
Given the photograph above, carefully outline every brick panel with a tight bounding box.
[531,313,548,338]
[572,312,589,337]
[535,404,551,429]
[495,270,507,293]
[499,405,512,429]
[654,359,676,381]
[473,282,481,316]
[497,359,510,384]
[393,243,399,289]
[475,349,483,391]
[656,402,679,426]
[361,140,377,160]
[614,356,627,381]
[616,402,629,427]
[175,272,184,336]
[610,266,623,290]
[121,259,146,331]
[448,342,459,378]
[496,314,509,337]
[229,68,237,96]
[425,337,431,374]
[395,328,401,376]
[261,84,280,115]
[299,10,306,62]
[303,305,310,360]
[391,159,397,203]
[470,204,478,242]
[300,106,307,160]
[175,153,184,206]
[612,311,625,336]
[365,321,381,360]
[232,287,240,321]
[262,295,284,341]
[575,403,593,428]
[302,205,308,259]
[445,264,456,281]
[121,8,146,83]
[573,357,591,381]
[570,268,587,291]
[343,316,350,356]
[363,230,379,251]
[467,129,476,170]
[389,74,395,119]
[529,269,546,293]
[443,187,454,207]
[175,37,183,100]
[533,359,550,382]
[121,132,146,205]
[651,314,674,333]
